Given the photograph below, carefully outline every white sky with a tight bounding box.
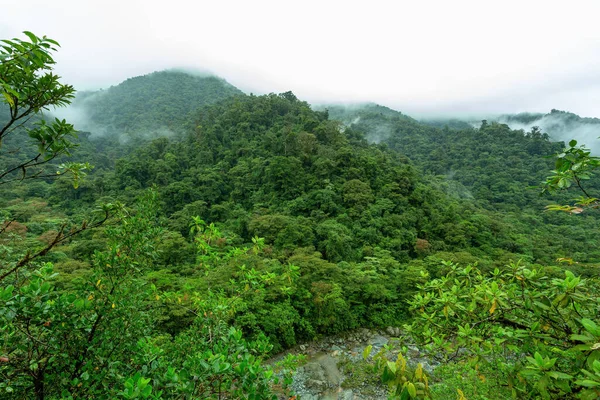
[1,0,600,117]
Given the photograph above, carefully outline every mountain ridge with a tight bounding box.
[57,69,244,141]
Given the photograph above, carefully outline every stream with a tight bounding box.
[271,327,434,399]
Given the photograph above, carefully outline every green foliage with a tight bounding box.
[100,92,540,268]
[428,361,512,399]
[120,373,157,399]
[0,33,293,399]
[127,295,297,399]
[4,29,600,400]
[0,32,72,117]
[362,345,431,399]
[0,192,161,398]
[328,104,600,265]
[543,139,600,213]
[408,261,600,399]
[1,192,294,399]
[72,70,243,141]
[0,32,90,187]
[41,87,600,354]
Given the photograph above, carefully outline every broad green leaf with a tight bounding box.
[548,371,573,379]
[571,334,594,342]
[581,319,600,337]
[23,31,38,43]
[534,352,544,367]
[575,380,600,387]
[386,361,397,374]
[363,345,372,360]
[2,92,14,107]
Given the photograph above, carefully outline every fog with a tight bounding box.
[4,0,600,148]
[1,0,600,117]
[50,89,177,143]
[498,113,600,153]
[50,94,104,136]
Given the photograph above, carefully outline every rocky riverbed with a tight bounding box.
[271,327,439,399]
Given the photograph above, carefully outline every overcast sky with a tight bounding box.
[2,0,600,118]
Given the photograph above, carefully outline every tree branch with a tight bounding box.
[0,209,113,282]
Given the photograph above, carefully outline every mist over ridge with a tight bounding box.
[51,69,243,144]
[495,110,600,153]
[320,100,600,153]
[4,4,600,398]
[49,67,600,155]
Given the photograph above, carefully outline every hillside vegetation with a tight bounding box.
[67,70,243,144]
[1,33,599,399]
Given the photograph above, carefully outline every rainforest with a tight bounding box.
[1,32,599,400]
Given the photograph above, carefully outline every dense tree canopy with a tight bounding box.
[72,70,243,141]
[1,31,599,399]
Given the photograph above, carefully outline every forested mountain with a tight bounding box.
[50,92,600,268]
[497,109,600,152]
[326,104,564,210]
[500,108,600,130]
[325,105,600,265]
[2,33,600,399]
[419,109,600,153]
[63,70,243,141]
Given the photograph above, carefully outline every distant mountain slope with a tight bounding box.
[324,103,564,210]
[396,109,600,152]
[500,109,600,127]
[416,109,600,152]
[323,103,600,263]
[319,103,418,143]
[496,109,600,152]
[63,70,243,141]
[54,94,600,269]
[418,118,475,130]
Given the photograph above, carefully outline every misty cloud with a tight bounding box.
[50,93,105,136]
[2,1,600,117]
[50,90,177,144]
[364,123,393,144]
[497,112,600,154]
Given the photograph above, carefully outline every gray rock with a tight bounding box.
[305,379,327,391]
[319,354,342,386]
[358,328,371,341]
[406,345,420,358]
[370,334,389,348]
[340,389,355,400]
[281,330,443,400]
[303,362,326,382]
[298,394,319,400]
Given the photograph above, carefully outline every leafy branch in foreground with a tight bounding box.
[407,261,600,399]
[0,32,73,140]
[0,192,159,399]
[0,32,87,186]
[0,201,122,283]
[542,140,600,213]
